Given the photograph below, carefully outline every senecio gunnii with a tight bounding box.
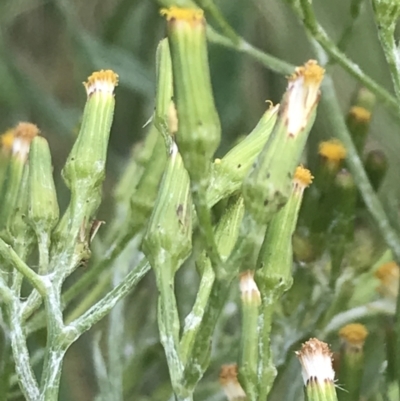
[2,3,400,401]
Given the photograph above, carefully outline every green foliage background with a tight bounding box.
[1,0,399,400]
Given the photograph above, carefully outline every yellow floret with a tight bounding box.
[318,139,347,162]
[289,60,325,86]
[339,323,368,347]
[349,106,371,123]
[160,7,204,22]
[1,129,15,150]
[294,165,313,187]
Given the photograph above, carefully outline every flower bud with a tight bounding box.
[28,136,59,238]
[242,61,323,225]
[337,323,368,401]
[63,70,118,190]
[0,123,39,231]
[161,7,221,183]
[296,338,338,401]
[364,149,388,191]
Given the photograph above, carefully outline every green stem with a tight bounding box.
[21,232,51,323]
[25,238,144,335]
[320,299,394,338]
[7,298,40,401]
[69,259,150,336]
[373,3,400,101]
[257,303,276,401]
[192,188,222,274]
[37,232,51,275]
[182,279,232,390]
[8,349,45,391]
[0,279,13,304]
[65,269,111,324]
[297,0,400,117]
[107,268,126,401]
[0,239,47,296]
[206,26,293,75]
[63,230,137,304]
[180,262,215,364]
[156,261,185,396]
[239,292,260,400]
[39,347,67,401]
[0,335,13,401]
[39,288,69,401]
[195,0,240,44]
[334,0,365,55]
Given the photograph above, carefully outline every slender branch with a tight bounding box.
[65,270,111,324]
[107,253,131,401]
[63,231,135,305]
[320,299,395,337]
[8,299,40,401]
[192,189,222,273]
[23,233,138,328]
[371,1,400,101]
[69,259,150,336]
[39,287,68,401]
[297,0,400,117]
[180,263,215,364]
[92,333,111,398]
[195,0,240,44]
[206,26,294,75]
[334,0,366,55]
[0,239,47,296]
[0,279,13,304]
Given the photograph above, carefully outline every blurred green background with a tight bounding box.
[1,0,400,400]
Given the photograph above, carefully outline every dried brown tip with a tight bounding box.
[284,60,324,137]
[84,69,119,96]
[219,364,246,401]
[295,338,335,385]
[239,270,261,305]
[14,122,40,141]
[12,122,40,160]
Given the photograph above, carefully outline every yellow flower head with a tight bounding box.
[160,7,204,22]
[375,261,399,298]
[349,106,371,123]
[318,139,347,162]
[339,323,368,350]
[1,129,15,151]
[294,165,313,187]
